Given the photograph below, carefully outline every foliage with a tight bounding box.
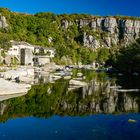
[0,8,106,64]
[109,38,140,73]
[0,7,140,65]
[0,33,12,49]
[97,48,109,63]
[0,71,117,122]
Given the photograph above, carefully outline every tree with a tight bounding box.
[97,48,109,63]
[0,33,12,49]
[110,38,140,73]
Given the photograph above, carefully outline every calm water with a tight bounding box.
[0,70,140,140]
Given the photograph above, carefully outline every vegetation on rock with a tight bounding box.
[0,7,140,66]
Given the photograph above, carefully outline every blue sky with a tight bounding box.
[0,0,140,16]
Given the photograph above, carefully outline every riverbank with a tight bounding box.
[0,78,31,95]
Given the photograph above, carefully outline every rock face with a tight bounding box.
[0,14,8,29]
[0,13,140,48]
[81,17,140,48]
[62,17,140,48]
[62,19,73,29]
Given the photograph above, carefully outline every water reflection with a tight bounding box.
[0,71,140,122]
[81,79,139,113]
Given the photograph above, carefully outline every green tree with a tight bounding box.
[0,33,12,49]
[97,48,109,63]
[110,38,140,73]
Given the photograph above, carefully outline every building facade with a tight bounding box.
[7,41,56,66]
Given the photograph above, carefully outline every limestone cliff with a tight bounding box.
[0,11,140,49]
[62,17,140,48]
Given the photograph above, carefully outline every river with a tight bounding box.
[0,70,140,140]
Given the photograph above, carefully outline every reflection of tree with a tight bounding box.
[0,73,140,122]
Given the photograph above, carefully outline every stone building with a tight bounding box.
[33,47,56,66]
[20,48,33,65]
[7,41,56,66]
[34,47,55,58]
[8,41,34,65]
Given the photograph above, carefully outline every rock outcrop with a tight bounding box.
[0,14,8,29]
[62,17,140,48]
[0,12,140,48]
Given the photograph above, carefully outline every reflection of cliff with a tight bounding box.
[0,103,6,115]
[0,77,139,122]
[61,80,139,114]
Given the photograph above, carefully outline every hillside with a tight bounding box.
[0,7,140,65]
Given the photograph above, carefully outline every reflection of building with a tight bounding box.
[7,41,56,65]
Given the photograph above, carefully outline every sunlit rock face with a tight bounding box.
[0,14,8,29]
[1,13,140,48]
[82,17,140,48]
[62,17,140,48]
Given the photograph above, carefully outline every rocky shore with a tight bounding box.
[0,78,31,95]
[0,64,59,96]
